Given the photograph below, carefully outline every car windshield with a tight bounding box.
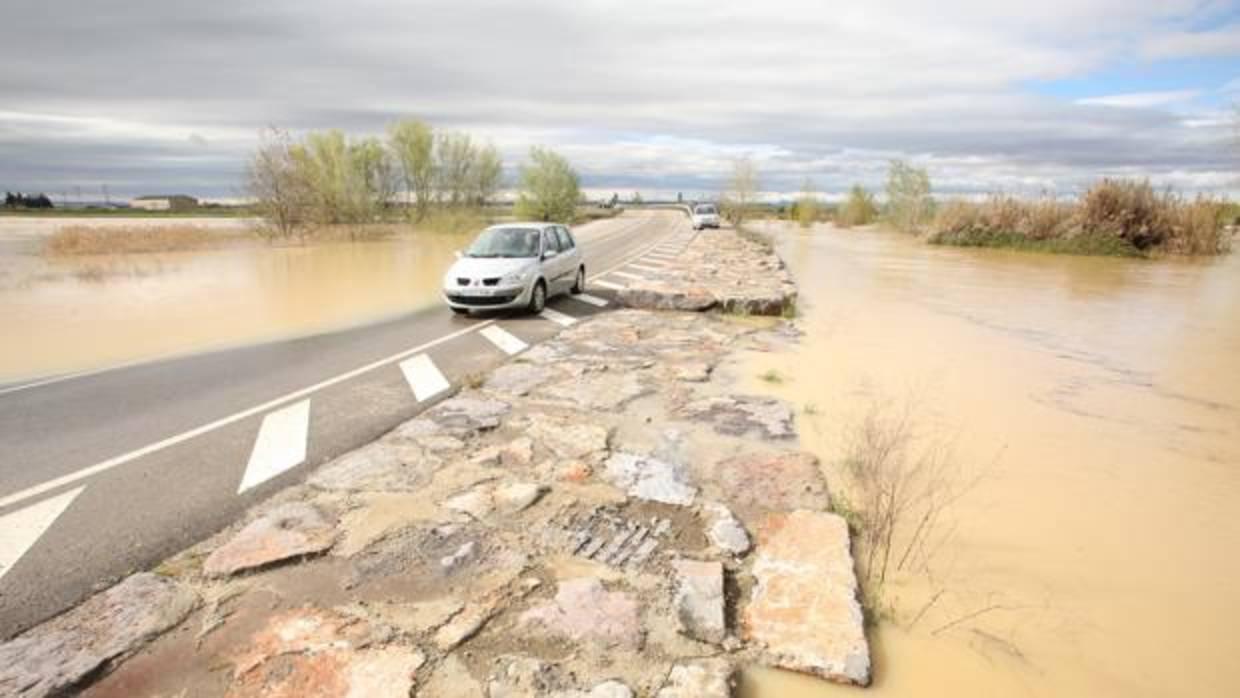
[695,205,716,214]
[465,227,541,258]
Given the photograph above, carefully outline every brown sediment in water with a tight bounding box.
[737,222,1240,698]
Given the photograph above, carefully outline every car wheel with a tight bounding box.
[571,267,585,294]
[528,280,546,313]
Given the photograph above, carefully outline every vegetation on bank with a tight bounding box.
[44,225,243,255]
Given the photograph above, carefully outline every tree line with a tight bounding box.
[4,192,55,209]
[247,120,580,241]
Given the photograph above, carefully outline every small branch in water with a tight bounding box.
[930,603,1018,636]
[907,589,944,630]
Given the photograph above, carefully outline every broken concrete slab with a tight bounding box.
[419,654,484,697]
[203,502,336,577]
[742,510,870,686]
[715,451,828,522]
[702,502,750,555]
[617,283,717,312]
[422,396,511,436]
[336,492,441,557]
[309,441,438,493]
[0,573,197,698]
[655,658,734,698]
[484,362,559,397]
[671,559,726,645]
[470,436,534,468]
[520,577,643,650]
[527,414,610,460]
[434,577,541,652]
[603,452,697,506]
[678,395,795,440]
[537,371,653,411]
[442,481,547,520]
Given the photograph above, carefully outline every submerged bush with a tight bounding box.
[837,184,879,227]
[929,179,1230,257]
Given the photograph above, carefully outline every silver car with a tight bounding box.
[691,203,720,230]
[443,222,585,315]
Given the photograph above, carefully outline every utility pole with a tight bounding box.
[102,184,111,207]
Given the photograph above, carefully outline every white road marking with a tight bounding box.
[627,263,662,272]
[572,293,609,307]
[645,252,675,260]
[237,400,310,494]
[400,354,451,402]
[539,308,577,326]
[612,271,645,281]
[479,325,528,355]
[0,486,84,582]
[0,214,685,513]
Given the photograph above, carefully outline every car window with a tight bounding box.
[555,226,574,250]
[542,229,561,253]
[695,205,716,214]
[466,227,540,258]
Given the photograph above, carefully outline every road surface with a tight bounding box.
[0,210,693,637]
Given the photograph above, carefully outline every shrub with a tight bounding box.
[514,147,580,223]
[837,184,879,227]
[884,160,933,233]
[44,224,238,255]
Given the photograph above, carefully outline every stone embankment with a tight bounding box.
[0,226,867,697]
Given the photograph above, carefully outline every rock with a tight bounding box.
[419,655,484,697]
[203,502,336,577]
[671,559,726,644]
[310,441,438,492]
[228,609,422,698]
[703,502,750,555]
[603,452,697,506]
[617,282,717,312]
[528,415,610,460]
[434,578,541,651]
[672,362,712,382]
[520,577,643,649]
[655,659,734,698]
[716,451,828,522]
[443,481,547,520]
[678,395,795,440]
[487,656,554,698]
[359,598,463,637]
[537,371,652,411]
[0,573,197,698]
[484,363,558,397]
[423,395,510,436]
[440,541,477,569]
[742,511,870,686]
[471,437,535,468]
[717,293,789,316]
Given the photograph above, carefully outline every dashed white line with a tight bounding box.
[237,400,310,494]
[594,279,625,291]
[0,486,84,582]
[479,325,528,355]
[612,271,645,281]
[400,354,452,402]
[539,308,578,327]
[572,293,609,307]
[627,263,663,273]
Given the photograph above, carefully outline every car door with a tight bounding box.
[541,228,568,294]
[556,226,580,287]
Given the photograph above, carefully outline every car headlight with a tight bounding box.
[501,268,532,286]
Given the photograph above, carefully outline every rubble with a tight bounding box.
[0,573,196,698]
[603,452,697,506]
[520,577,643,650]
[671,559,726,644]
[678,395,795,440]
[715,451,828,524]
[203,502,336,577]
[702,502,750,555]
[655,658,734,698]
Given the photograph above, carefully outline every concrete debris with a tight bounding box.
[603,452,697,506]
[0,573,197,698]
[520,577,643,649]
[671,559,727,645]
[443,481,547,520]
[678,395,796,440]
[419,654,484,697]
[716,451,828,523]
[743,510,870,686]
[484,362,559,397]
[537,370,653,410]
[423,396,511,436]
[527,415,610,460]
[203,502,336,577]
[655,658,734,698]
[309,441,439,492]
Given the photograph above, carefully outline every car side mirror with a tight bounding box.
[542,249,558,261]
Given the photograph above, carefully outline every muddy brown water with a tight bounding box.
[0,231,472,383]
[738,222,1240,697]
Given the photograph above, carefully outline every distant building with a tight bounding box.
[130,195,198,211]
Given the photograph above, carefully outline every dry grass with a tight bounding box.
[929,180,1231,257]
[44,224,247,256]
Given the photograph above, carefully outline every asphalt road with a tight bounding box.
[0,210,691,637]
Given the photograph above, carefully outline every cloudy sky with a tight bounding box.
[1,0,1237,201]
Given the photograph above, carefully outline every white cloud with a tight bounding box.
[1075,90,1203,108]
[1143,23,1240,59]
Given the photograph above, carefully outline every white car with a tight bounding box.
[443,222,585,315]
[691,203,720,230]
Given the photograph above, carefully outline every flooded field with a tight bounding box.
[739,222,1240,697]
[0,220,471,382]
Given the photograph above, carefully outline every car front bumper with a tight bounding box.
[442,282,532,311]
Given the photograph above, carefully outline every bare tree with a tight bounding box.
[471,143,504,207]
[722,156,760,225]
[388,119,436,220]
[246,127,310,242]
[795,177,819,229]
[885,159,933,233]
[435,131,476,206]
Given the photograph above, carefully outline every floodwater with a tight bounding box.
[739,223,1240,698]
[0,229,472,383]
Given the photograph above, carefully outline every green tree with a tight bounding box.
[387,119,435,220]
[838,184,879,227]
[796,178,819,229]
[435,131,476,206]
[514,146,580,223]
[471,143,504,206]
[885,160,933,233]
[246,127,311,242]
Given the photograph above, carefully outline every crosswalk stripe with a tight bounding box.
[238,399,310,494]
[645,252,675,260]
[572,293,609,307]
[400,354,451,402]
[539,308,577,326]
[594,279,625,290]
[612,271,645,280]
[628,263,662,272]
[479,325,528,355]
[0,486,84,582]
